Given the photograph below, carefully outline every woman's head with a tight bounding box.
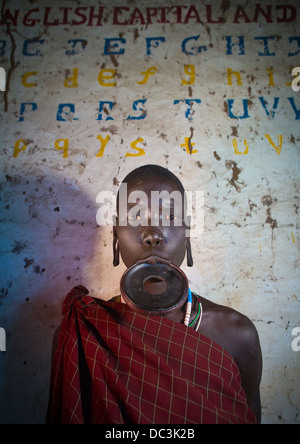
[113,165,193,268]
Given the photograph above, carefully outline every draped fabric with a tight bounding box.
[47,286,257,424]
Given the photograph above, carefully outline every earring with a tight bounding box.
[186,238,193,267]
[113,235,120,267]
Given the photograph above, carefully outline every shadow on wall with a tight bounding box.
[0,171,108,424]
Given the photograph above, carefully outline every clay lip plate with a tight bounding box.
[120,257,189,315]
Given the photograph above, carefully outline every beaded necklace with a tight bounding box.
[184,289,203,332]
[117,288,203,331]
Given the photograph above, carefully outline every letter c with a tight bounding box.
[22,71,38,87]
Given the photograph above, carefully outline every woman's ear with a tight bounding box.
[113,226,119,267]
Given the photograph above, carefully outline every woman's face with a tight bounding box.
[114,176,189,269]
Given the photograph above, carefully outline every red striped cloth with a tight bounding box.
[47,286,257,424]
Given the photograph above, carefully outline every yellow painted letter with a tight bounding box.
[137,67,157,85]
[227,68,243,86]
[13,140,29,158]
[64,68,79,88]
[126,138,146,157]
[265,134,283,155]
[266,68,275,87]
[55,139,69,158]
[182,65,195,85]
[181,137,197,154]
[22,71,38,87]
[98,69,117,87]
[233,139,249,155]
[96,134,110,157]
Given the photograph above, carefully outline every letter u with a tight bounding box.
[227,99,250,119]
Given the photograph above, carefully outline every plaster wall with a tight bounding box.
[0,0,299,424]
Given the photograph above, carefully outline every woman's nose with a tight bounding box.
[142,229,164,247]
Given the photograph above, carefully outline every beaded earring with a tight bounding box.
[113,235,119,267]
[186,238,193,267]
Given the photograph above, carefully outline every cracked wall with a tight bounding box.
[0,0,299,424]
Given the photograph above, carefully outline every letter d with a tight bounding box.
[149,429,158,439]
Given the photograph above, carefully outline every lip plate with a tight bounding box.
[120,259,189,316]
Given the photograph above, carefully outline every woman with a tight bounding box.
[47,164,262,424]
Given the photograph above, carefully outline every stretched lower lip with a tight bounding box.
[136,255,171,265]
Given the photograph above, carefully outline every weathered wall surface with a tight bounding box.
[0,0,299,424]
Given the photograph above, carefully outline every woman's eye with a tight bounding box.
[128,212,142,221]
[165,214,177,221]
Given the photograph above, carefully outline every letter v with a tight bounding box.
[265,134,283,155]
[259,97,280,119]
[288,97,300,120]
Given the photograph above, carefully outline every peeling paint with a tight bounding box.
[225,160,244,192]
[11,241,28,254]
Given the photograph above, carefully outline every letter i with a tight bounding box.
[266,68,275,87]
[291,232,295,244]
[258,234,262,253]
